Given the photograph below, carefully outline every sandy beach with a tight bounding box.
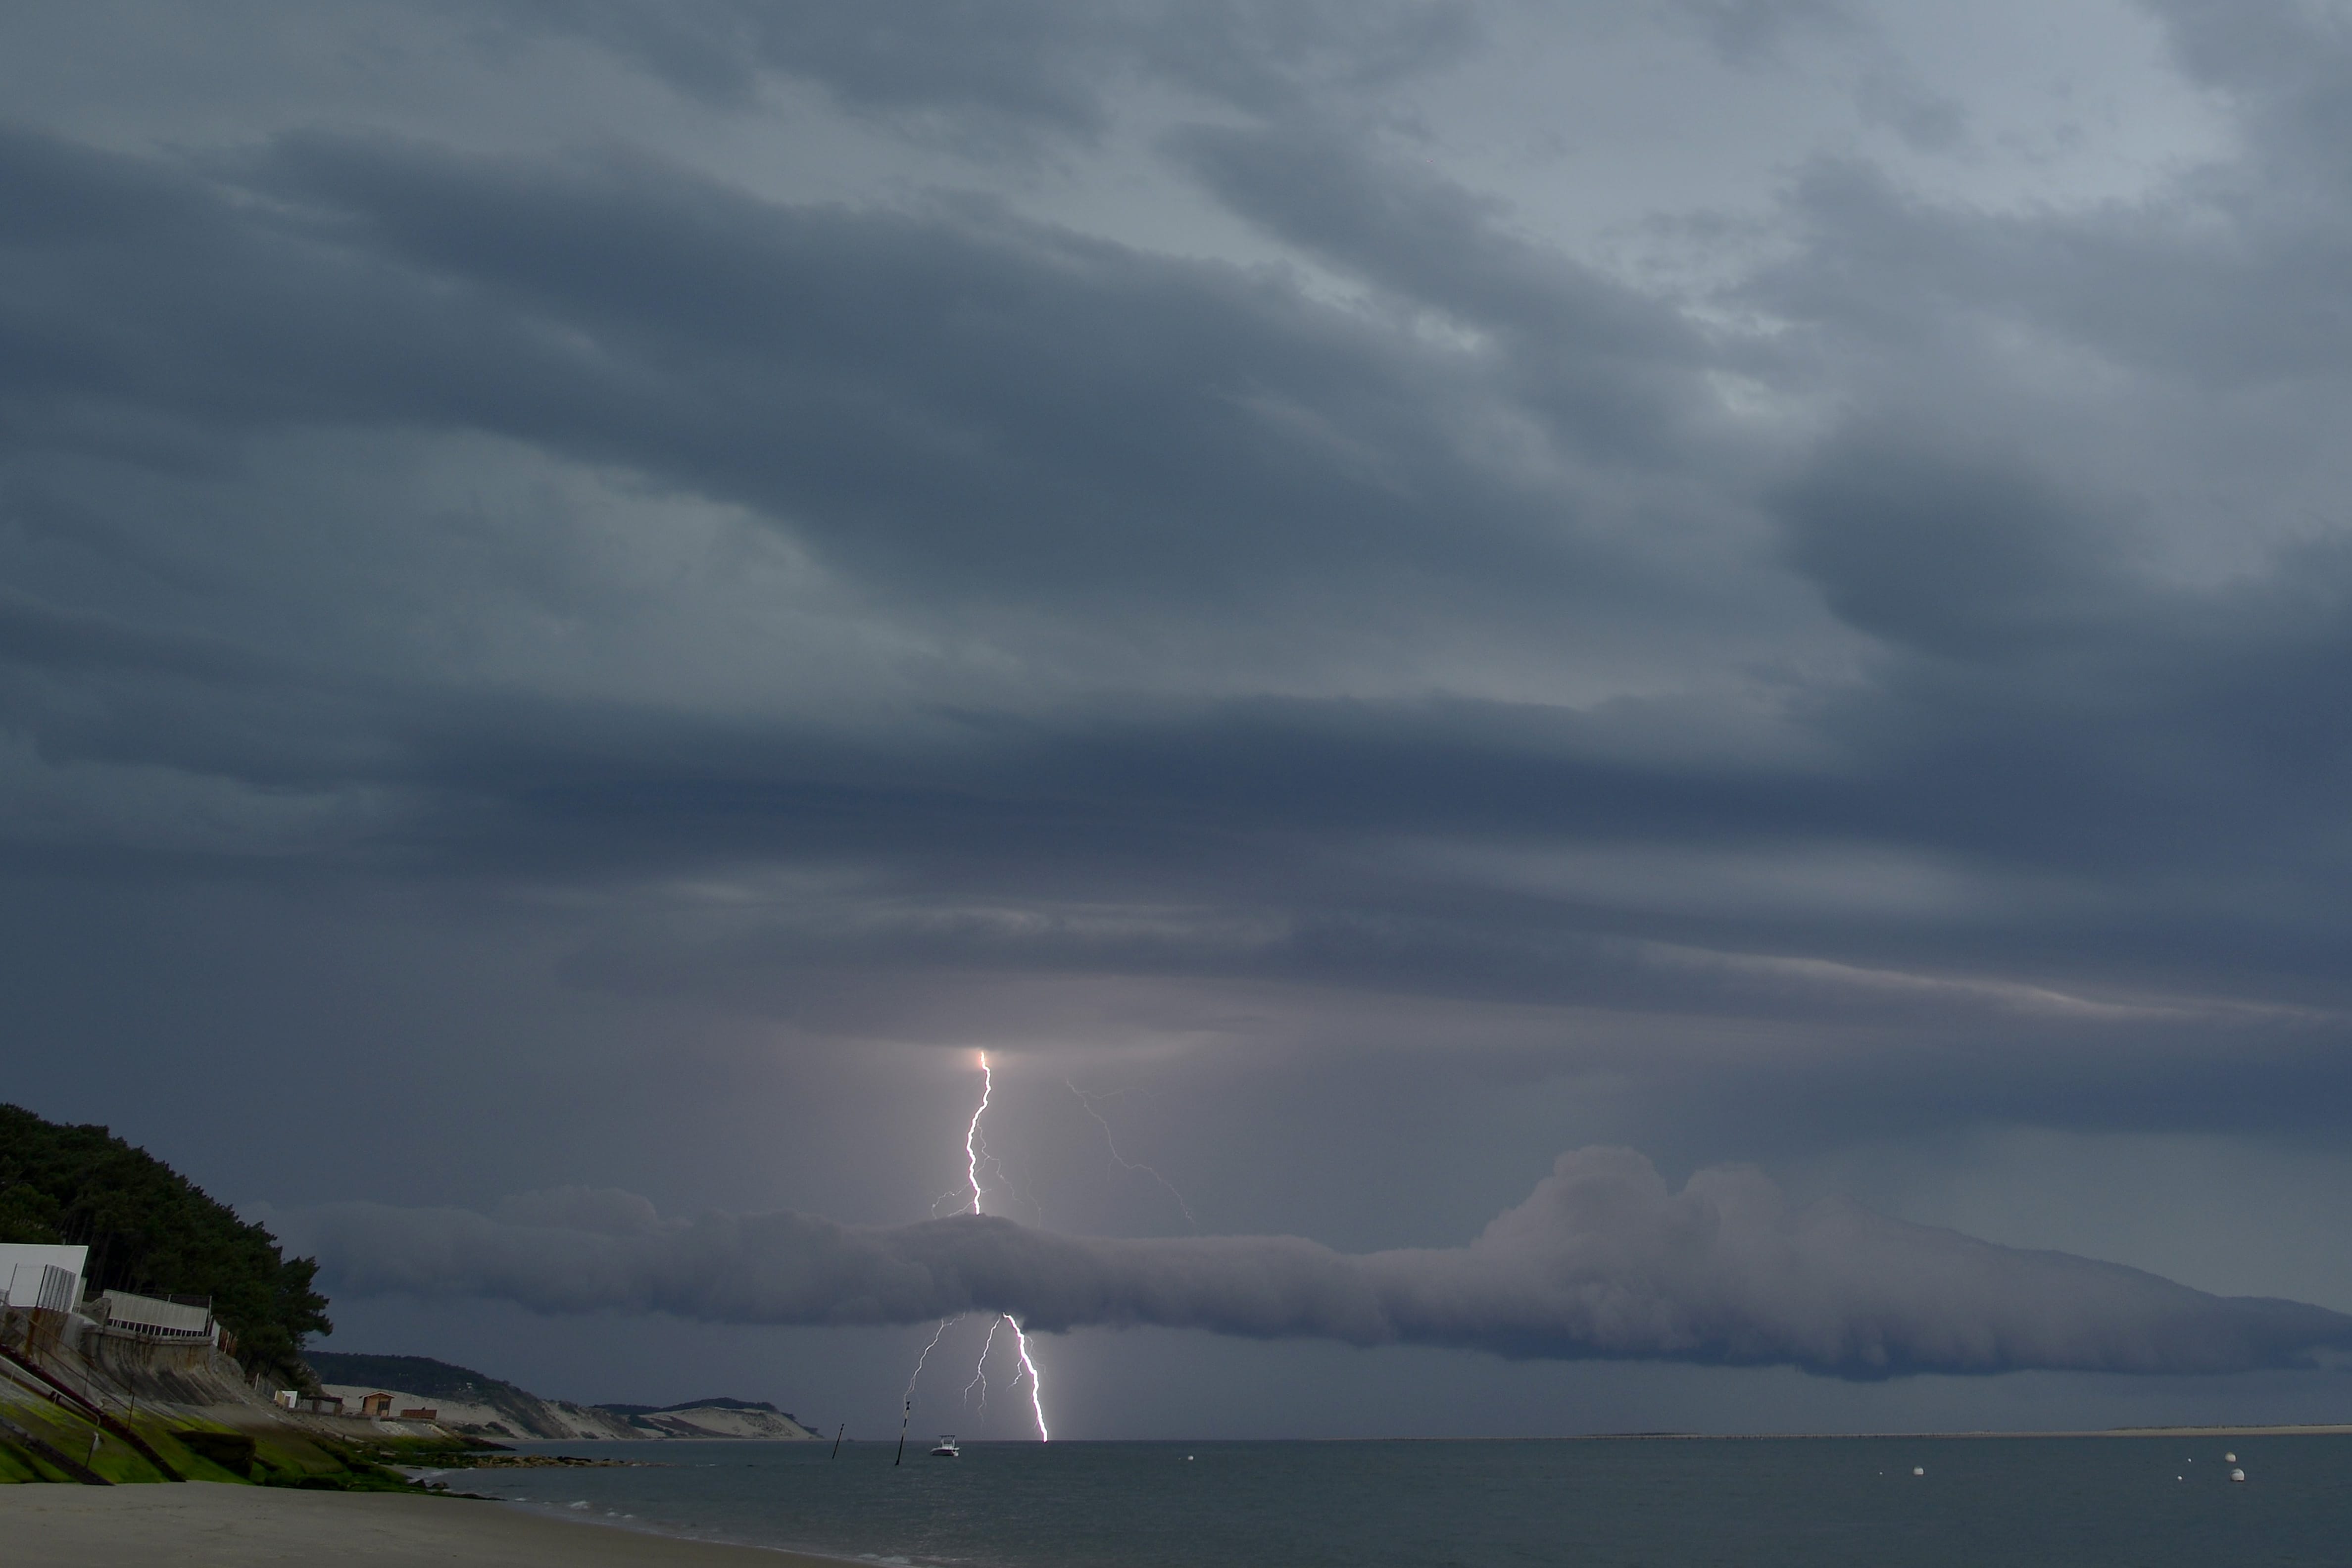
[0,1483,843,1568]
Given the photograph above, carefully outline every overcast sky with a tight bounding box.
[7,0,2352,1438]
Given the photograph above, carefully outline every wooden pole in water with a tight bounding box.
[831,1422,844,1459]
[894,1399,910,1466]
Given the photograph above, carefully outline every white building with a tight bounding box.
[89,1289,216,1342]
[0,1244,88,1313]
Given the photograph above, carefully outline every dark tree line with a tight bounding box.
[0,1104,330,1384]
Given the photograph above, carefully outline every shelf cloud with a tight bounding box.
[279,1148,2352,1379]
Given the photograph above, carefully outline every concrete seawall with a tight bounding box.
[1,1305,465,1486]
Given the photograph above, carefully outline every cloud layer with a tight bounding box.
[10,0,2352,1429]
[281,1148,2352,1379]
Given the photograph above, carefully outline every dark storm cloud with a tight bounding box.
[0,588,273,683]
[492,0,1478,132]
[1667,0,1855,67]
[1759,154,2352,387]
[1771,438,2132,663]
[2151,0,2352,176]
[0,120,1681,619]
[1170,120,1713,458]
[365,635,2352,1023]
[0,114,1794,902]
[278,1146,2352,1377]
[7,0,2352,1205]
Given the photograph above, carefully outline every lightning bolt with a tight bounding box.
[906,1317,953,1403]
[907,1051,1050,1442]
[931,1049,1013,1218]
[966,1052,994,1214]
[897,1316,954,1463]
[1068,1079,1198,1229]
[1006,1316,1049,1442]
[969,1053,1049,1439]
[961,1315,1048,1439]
[963,1317,1001,1411]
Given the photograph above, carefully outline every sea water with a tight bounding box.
[469,1434,2351,1568]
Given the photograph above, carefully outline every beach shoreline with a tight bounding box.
[0,1481,850,1568]
[9,1426,2348,1568]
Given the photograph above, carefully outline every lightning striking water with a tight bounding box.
[1068,1079,1199,1230]
[1005,1315,1049,1441]
[909,1050,1049,1441]
[959,1307,1047,1438]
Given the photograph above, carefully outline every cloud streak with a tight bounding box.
[280,1147,2352,1379]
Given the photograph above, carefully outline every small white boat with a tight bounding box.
[930,1435,961,1458]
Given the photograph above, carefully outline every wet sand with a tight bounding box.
[0,1482,842,1567]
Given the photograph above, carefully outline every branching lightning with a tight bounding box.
[958,1303,1048,1441]
[931,1051,1001,1218]
[908,1050,1049,1442]
[906,1317,953,1402]
[1068,1079,1198,1230]
[897,1316,955,1462]
[963,1317,1001,1411]
[965,1052,994,1214]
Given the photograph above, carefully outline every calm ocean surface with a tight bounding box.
[459,1434,2352,1568]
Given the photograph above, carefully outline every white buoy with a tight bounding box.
[2224,1452,2237,1463]
[1912,1466,1925,1477]
[2230,1468,2247,1483]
